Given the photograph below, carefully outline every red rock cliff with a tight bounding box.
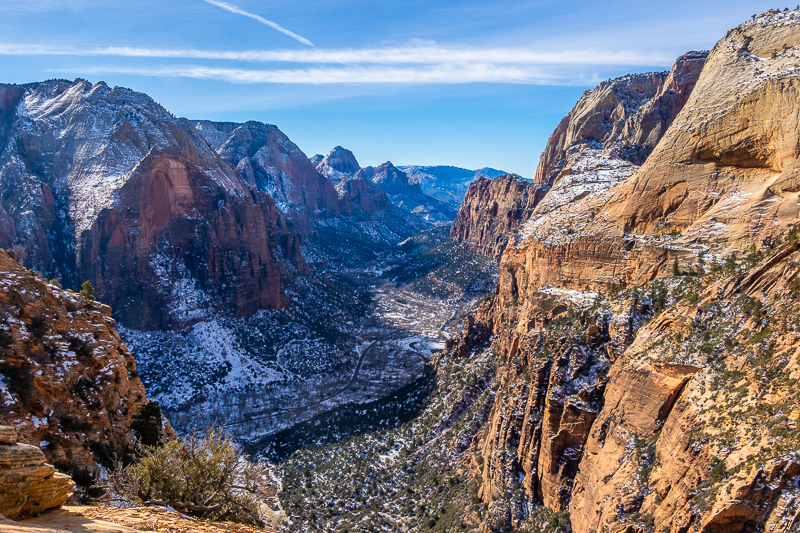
[0,80,306,330]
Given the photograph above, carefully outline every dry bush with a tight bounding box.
[102,427,281,527]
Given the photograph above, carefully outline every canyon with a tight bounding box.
[1,8,800,533]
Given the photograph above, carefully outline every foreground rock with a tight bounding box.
[1,505,278,533]
[0,425,73,519]
[0,249,162,488]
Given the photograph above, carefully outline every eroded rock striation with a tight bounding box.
[449,175,544,259]
[450,10,800,533]
[0,426,74,519]
[0,250,159,491]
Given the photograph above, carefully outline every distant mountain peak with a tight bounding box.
[321,146,361,175]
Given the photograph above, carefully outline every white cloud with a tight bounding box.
[5,39,676,86]
[0,43,674,67]
[70,63,560,85]
[201,0,314,47]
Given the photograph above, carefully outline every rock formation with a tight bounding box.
[315,146,361,184]
[356,162,457,224]
[451,51,706,260]
[533,51,707,187]
[0,80,306,330]
[452,10,800,533]
[336,177,392,214]
[0,250,160,488]
[449,175,544,259]
[0,426,74,519]
[208,121,341,223]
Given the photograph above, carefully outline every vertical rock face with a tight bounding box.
[79,147,302,329]
[451,53,705,260]
[455,10,800,533]
[0,250,158,488]
[0,80,306,330]
[449,175,545,259]
[533,51,707,187]
[0,426,74,519]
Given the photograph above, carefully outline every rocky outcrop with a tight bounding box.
[0,80,306,330]
[0,426,74,519]
[211,121,341,222]
[450,175,545,259]
[455,10,800,533]
[357,162,423,197]
[534,51,707,187]
[451,52,704,260]
[336,177,391,214]
[0,250,161,488]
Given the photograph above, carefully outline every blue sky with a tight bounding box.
[0,0,783,176]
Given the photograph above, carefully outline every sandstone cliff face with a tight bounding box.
[0,80,306,330]
[456,10,800,533]
[534,51,707,187]
[0,426,74,519]
[451,53,705,260]
[449,175,544,259]
[0,250,158,489]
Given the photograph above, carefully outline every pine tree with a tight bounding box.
[80,280,95,301]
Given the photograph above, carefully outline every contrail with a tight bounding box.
[202,0,314,47]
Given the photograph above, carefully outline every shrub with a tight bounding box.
[0,328,13,348]
[68,337,93,361]
[103,427,279,527]
[131,401,164,447]
[7,244,26,265]
[29,315,48,339]
[80,280,95,301]
[0,363,35,399]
